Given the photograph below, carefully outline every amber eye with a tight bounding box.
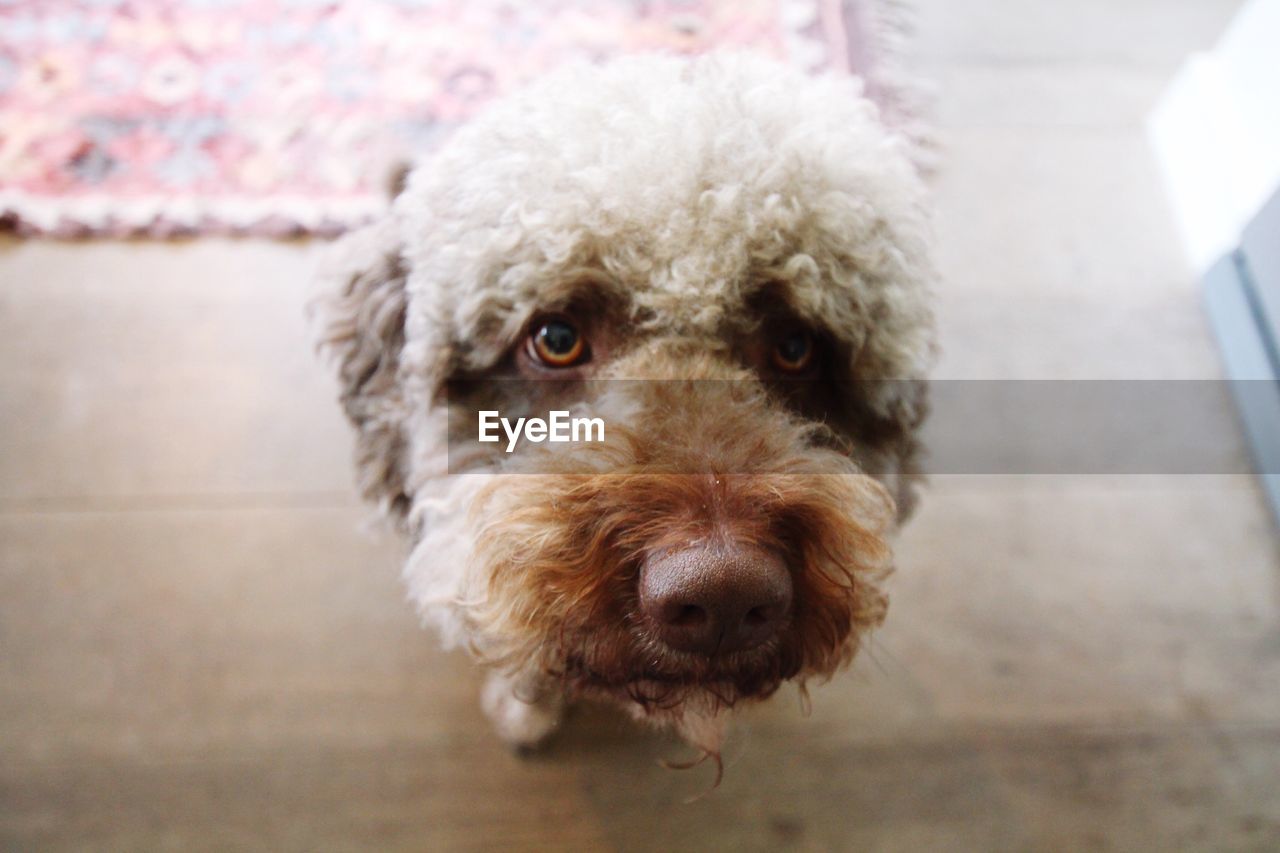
[772,331,814,373]
[529,317,587,367]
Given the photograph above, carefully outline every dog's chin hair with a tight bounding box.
[560,667,740,760]
[552,640,791,711]
[539,609,802,707]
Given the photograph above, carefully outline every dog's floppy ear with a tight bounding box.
[314,214,412,523]
[842,379,928,527]
[882,379,929,525]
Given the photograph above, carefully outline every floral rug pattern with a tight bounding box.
[0,0,870,236]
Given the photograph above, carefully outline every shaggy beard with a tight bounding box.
[404,382,897,754]
[468,467,891,705]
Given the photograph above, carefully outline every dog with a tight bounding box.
[316,53,934,765]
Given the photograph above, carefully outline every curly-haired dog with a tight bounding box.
[316,53,934,765]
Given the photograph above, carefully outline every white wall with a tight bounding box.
[1149,0,1280,271]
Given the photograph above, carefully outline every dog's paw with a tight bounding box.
[480,671,565,751]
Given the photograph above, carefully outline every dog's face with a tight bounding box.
[317,55,934,746]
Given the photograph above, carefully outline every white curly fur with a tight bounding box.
[316,52,935,750]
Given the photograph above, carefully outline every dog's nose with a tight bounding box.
[639,543,792,655]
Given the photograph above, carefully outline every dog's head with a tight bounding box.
[316,54,934,748]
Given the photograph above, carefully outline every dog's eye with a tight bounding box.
[529,317,588,368]
[772,331,814,373]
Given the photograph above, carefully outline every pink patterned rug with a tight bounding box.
[0,0,912,237]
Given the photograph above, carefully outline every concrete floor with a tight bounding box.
[3,0,1280,849]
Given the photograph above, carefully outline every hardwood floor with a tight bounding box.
[3,0,1277,848]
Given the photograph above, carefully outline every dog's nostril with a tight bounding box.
[671,604,707,627]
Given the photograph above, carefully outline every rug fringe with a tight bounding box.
[0,190,382,238]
